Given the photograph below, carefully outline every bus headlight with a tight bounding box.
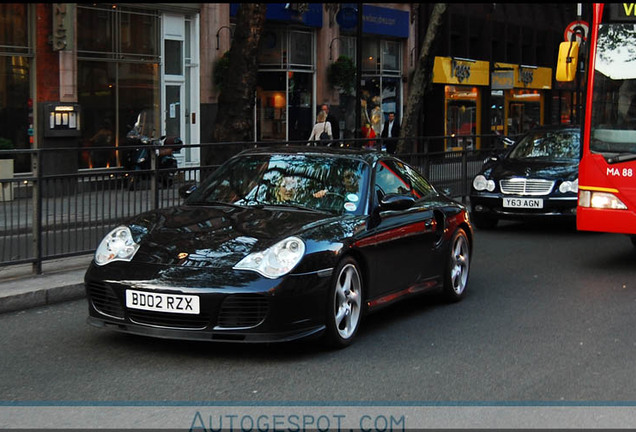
[559,179,578,193]
[473,175,495,192]
[579,190,628,209]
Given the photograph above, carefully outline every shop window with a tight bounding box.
[77,5,114,55]
[0,4,30,173]
[256,28,315,142]
[357,38,403,139]
[340,36,356,61]
[257,72,287,141]
[77,4,160,170]
[445,85,479,150]
[288,72,313,141]
[289,31,312,68]
[381,40,400,73]
[77,5,160,60]
[507,90,541,135]
[490,90,504,134]
[258,29,284,67]
[120,9,159,59]
[0,4,29,50]
[362,38,380,73]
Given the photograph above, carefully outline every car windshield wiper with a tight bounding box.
[266,203,317,212]
[187,200,246,209]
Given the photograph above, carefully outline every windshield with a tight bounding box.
[590,23,636,154]
[186,153,368,215]
[507,129,580,162]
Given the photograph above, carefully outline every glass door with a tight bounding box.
[257,71,287,141]
[165,85,184,138]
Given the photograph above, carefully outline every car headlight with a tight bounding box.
[559,178,578,193]
[579,190,628,209]
[233,236,305,279]
[473,175,495,192]
[95,226,140,266]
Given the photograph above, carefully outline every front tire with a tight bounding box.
[324,257,363,349]
[443,228,471,302]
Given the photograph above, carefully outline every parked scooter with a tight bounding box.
[123,127,183,190]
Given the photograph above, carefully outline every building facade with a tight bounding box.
[0,3,580,179]
[201,3,415,145]
[417,3,581,152]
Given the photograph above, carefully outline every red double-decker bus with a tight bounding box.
[575,3,636,246]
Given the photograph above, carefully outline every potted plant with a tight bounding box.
[213,51,231,92]
[327,55,356,96]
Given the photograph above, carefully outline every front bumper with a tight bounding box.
[85,265,333,343]
[470,193,577,219]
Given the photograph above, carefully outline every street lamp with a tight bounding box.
[328,37,344,61]
[216,26,232,50]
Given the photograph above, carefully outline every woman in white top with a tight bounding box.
[308,110,332,144]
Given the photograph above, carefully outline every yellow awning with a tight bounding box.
[433,57,490,86]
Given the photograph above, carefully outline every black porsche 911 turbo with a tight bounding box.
[85,146,473,348]
[470,125,581,229]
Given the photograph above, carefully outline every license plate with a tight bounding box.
[503,197,544,209]
[125,290,200,314]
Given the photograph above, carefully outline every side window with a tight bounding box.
[403,164,437,200]
[374,160,412,201]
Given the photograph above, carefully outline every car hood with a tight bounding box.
[486,158,579,181]
[125,205,345,267]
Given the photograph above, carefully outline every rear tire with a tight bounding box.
[324,257,363,349]
[442,228,471,302]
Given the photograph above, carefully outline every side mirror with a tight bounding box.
[501,137,515,147]
[379,193,415,211]
[179,182,197,199]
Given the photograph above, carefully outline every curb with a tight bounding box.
[0,256,91,315]
[0,283,85,314]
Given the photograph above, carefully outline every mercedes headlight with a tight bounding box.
[559,178,578,193]
[473,175,495,192]
[233,236,305,279]
[95,226,140,266]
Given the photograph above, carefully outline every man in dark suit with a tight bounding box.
[321,104,340,143]
[381,112,400,154]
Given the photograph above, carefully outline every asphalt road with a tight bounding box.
[1,219,636,403]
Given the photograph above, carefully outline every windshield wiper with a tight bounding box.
[606,152,636,164]
[187,200,246,209]
[266,203,317,212]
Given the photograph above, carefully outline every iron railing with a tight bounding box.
[0,135,506,273]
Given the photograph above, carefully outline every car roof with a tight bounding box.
[234,145,383,164]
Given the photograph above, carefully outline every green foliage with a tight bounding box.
[213,51,231,92]
[0,137,12,160]
[327,56,356,96]
[0,137,13,150]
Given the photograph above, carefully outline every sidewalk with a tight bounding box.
[0,255,92,314]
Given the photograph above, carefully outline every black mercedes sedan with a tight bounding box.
[470,126,581,229]
[85,146,473,348]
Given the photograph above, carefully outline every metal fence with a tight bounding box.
[0,135,505,273]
